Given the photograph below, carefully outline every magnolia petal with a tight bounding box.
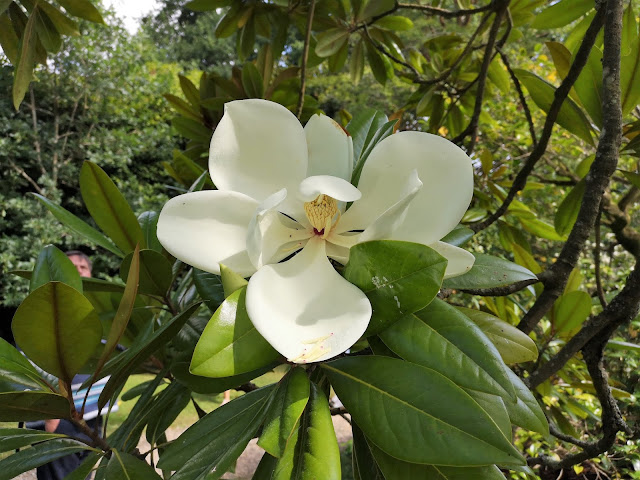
[247,189,312,269]
[305,113,353,181]
[157,190,258,276]
[298,175,362,203]
[325,242,351,265]
[352,170,423,241]
[429,241,475,279]
[246,237,371,363]
[339,132,473,244]
[209,99,308,202]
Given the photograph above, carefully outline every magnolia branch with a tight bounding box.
[470,6,606,233]
[517,0,621,335]
[396,1,497,18]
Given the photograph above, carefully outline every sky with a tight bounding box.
[103,0,160,33]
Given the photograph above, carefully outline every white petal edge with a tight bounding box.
[247,189,312,269]
[348,169,423,241]
[209,99,308,202]
[429,241,476,279]
[246,237,371,363]
[339,131,473,244]
[305,113,353,181]
[157,190,258,276]
[298,175,362,203]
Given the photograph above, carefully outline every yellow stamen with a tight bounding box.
[304,194,339,235]
[289,333,333,363]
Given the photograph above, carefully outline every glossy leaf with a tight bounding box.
[0,428,66,453]
[374,15,413,31]
[457,307,538,364]
[350,38,365,84]
[120,249,172,296]
[531,0,593,29]
[621,37,640,115]
[12,3,37,109]
[258,367,310,458]
[57,0,104,23]
[138,211,163,253]
[346,109,388,165]
[99,303,201,409]
[351,423,385,480]
[64,452,103,480]
[190,287,280,377]
[271,382,341,480]
[12,282,102,383]
[465,390,511,440]
[441,225,474,247]
[322,356,525,466]
[193,267,225,313]
[145,382,191,444]
[553,290,592,335]
[0,391,70,421]
[80,161,144,254]
[519,216,566,241]
[242,62,264,98]
[315,28,349,57]
[32,193,124,257]
[0,438,92,479]
[546,41,571,80]
[343,240,446,336]
[220,263,248,297]
[514,69,594,145]
[370,442,507,480]
[555,179,586,237]
[30,244,82,294]
[172,116,212,141]
[487,58,510,94]
[105,451,162,480]
[505,369,549,434]
[443,253,537,289]
[0,338,50,392]
[572,45,603,126]
[171,361,276,394]
[157,386,275,477]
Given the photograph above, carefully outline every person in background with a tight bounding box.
[35,250,117,480]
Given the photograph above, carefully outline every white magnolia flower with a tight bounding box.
[158,99,474,364]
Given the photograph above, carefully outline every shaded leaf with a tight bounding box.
[555,179,585,237]
[105,451,162,480]
[443,254,537,289]
[30,244,82,294]
[0,438,92,479]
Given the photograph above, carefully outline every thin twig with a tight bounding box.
[296,0,316,120]
[499,48,537,146]
[397,1,496,18]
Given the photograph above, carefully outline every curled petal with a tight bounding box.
[340,132,473,244]
[429,241,476,279]
[298,175,361,203]
[325,242,351,265]
[246,237,371,363]
[209,99,308,202]
[157,191,258,276]
[350,169,423,242]
[305,114,353,181]
[247,189,312,269]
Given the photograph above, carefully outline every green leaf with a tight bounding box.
[350,38,365,84]
[315,28,349,57]
[546,41,571,80]
[31,193,124,257]
[254,453,278,479]
[138,211,163,253]
[358,0,395,20]
[555,179,586,237]
[12,282,102,383]
[57,0,104,23]
[271,382,341,480]
[193,268,225,313]
[120,249,172,296]
[443,253,537,289]
[0,438,92,478]
[221,263,248,298]
[350,119,397,186]
[94,245,139,378]
[242,61,264,98]
[105,451,162,479]
[365,39,391,86]
[99,303,201,409]
[0,391,70,421]
[553,290,592,335]
[346,109,388,165]
[531,0,593,29]
[0,338,50,392]
[145,383,194,445]
[186,0,233,12]
[172,116,212,141]
[573,46,603,126]
[30,244,83,294]
[351,423,385,480]
[38,2,79,36]
[258,367,310,458]
[488,58,510,94]
[164,93,202,120]
[374,15,413,31]
[12,2,38,109]
[64,452,102,480]
[323,356,525,466]
[0,428,66,453]
[514,69,594,145]
[20,0,62,53]
[620,170,640,189]
[79,161,144,254]
[441,225,474,247]
[607,340,640,353]
[505,369,548,434]
[0,13,20,64]
[171,361,276,394]
[456,307,538,364]
[621,37,640,115]
[191,287,280,377]
[576,154,595,178]
[371,441,507,480]
[343,240,446,336]
[157,386,275,477]
[465,390,511,440]
[380,299,517,400]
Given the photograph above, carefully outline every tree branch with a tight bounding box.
[471,6,606,233]
[397,1,496,18]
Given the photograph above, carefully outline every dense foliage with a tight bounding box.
[1,0,639,479]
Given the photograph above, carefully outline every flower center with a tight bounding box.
[304,194,339,238]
